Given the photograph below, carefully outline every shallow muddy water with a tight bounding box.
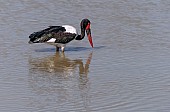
[1,0,170,111]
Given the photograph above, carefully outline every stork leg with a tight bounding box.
[61,47,65,52]
[56,46,59,52]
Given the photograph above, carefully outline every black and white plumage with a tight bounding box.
[29,19,93,52]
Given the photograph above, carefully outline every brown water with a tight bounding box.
[1,0,170,111]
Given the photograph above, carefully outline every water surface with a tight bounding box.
[1,0,170,111]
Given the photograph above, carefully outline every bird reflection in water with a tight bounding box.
[28,52,93,110]
[29,52,92,77]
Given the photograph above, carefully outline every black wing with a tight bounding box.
[52,32,77,44]
[29,26,66,43]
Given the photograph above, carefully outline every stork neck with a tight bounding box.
[75,27,85,40]
[81,28,85,39]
